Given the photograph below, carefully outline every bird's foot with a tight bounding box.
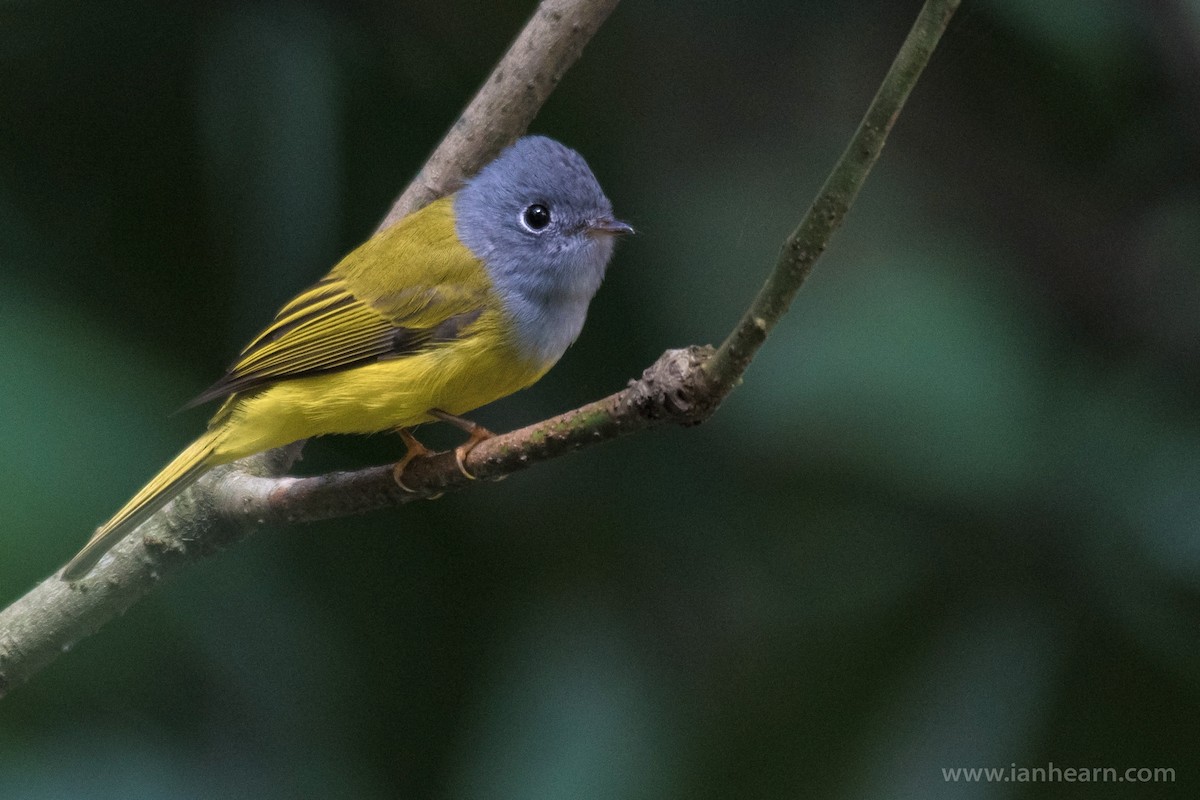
[392,427,433,493]
[429,409,495,480]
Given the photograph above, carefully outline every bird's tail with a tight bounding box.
[61,432,221,580]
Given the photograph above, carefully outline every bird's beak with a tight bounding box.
[588,217,635,237]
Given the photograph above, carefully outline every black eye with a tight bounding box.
[522,204,551,231]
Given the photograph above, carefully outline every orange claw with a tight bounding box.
[393,427,433,492]
[429,409,495,480]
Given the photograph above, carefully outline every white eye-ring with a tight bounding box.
[520,203,551,233]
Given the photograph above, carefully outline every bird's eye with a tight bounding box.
[521,204,551,232]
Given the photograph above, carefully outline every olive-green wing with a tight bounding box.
[187,199,489,407]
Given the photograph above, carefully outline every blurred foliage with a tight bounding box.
[3,1,1199,797]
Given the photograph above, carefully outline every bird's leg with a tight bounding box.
[429,409,495,480]
[392,427,434,493]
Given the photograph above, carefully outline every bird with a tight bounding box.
[61,135,632,580]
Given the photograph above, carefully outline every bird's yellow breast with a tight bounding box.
[208,307,550,463]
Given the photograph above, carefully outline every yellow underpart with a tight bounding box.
[209,309,551,461]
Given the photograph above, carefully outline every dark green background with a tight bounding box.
[3,1,1198,797]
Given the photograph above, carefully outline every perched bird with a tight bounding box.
[62,136,632,580]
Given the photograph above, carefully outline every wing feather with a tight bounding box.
[187,197,491,408]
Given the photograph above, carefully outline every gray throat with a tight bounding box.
[496,282,595,366]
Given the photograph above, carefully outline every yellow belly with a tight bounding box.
[208,328,550,463]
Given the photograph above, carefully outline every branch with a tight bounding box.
[376,0,622,232]
[220,346,719,524]
[0,0,960,699]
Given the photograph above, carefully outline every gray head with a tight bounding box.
[455,136,632,365]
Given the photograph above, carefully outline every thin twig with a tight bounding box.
[703,0,961,390]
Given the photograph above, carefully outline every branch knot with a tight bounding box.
[622,345,721,427]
